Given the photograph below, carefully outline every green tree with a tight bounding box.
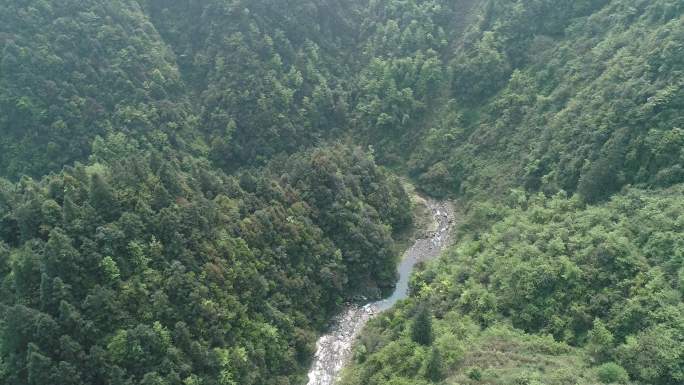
[425,346,443,382]
[617,325,684,385]
[89,173,117,220]
[26,343,54,385]
[587,319,615,362]
[412,304,433,346]
[100,256,121,283]
[596,362,629,384]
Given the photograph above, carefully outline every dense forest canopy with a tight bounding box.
[342,187,684,385]
[1,0,682,384]
[0,136,412,385]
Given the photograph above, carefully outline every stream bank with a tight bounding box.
[306,197,455,385]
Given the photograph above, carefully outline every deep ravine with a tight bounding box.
[306,198,455,385]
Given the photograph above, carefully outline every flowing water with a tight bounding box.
[306,198,455,385]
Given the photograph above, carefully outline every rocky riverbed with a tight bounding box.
[306,198,455,385]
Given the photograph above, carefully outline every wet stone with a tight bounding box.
[306,199,455,385]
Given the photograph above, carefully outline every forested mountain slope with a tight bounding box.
[1,3,418,383]
[0,0,196,178]
[408,0,684,201]
[338,2,684,384]
[141,0,359,169]
[0,137,411,385]
[342,187,684,385]
[1,0,683,385]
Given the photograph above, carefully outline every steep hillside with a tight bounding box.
[0,0,195,178]
[0,1,682,385]
[0,137,411,385]
[408,0,684,201]
[141,0,360,170]
[342,187,684,385]
[339,2,684,385]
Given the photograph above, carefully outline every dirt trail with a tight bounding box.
[306,198,455,385]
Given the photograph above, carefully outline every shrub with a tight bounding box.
[596,362,629,384]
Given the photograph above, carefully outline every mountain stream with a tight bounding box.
[306,198,455,385]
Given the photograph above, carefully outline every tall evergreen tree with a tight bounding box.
[425,346,443,382]
[89,173,117,221]
[411,303,433,346]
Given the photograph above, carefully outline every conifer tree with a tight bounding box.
[90,173,117,220]
[425,346,443,382]
[412,303,433,346]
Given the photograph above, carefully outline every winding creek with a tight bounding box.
[306,198,455,385]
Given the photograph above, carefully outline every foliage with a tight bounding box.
[0,137,411,385]
[596,362,629,384]
[411,304,434,346]
[0,0,195,179]
[341,186,684,384]
[2,1,683,384]
[408,0,684,200]
[424,346,443,382]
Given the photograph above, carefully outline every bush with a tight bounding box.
[596,362,629,384]
[468,367,482,381]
